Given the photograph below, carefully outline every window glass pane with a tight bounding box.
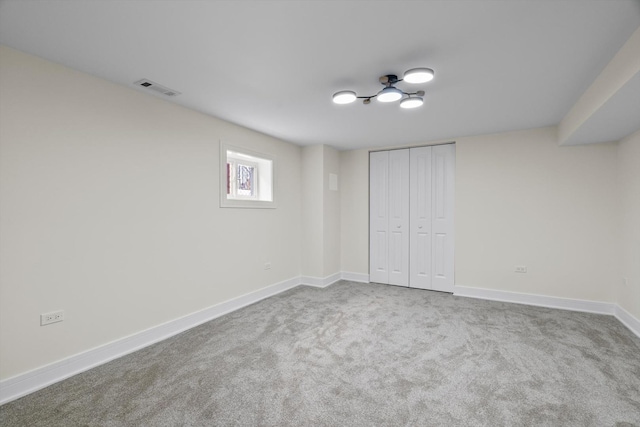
[236,163,255,197]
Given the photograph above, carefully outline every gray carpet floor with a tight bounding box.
[1,281,639,426]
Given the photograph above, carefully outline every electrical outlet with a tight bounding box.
[514,265,527,273]
[41,310,64,326]
[264,262,271,270]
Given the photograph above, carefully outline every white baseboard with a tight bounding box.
[0,276,301,405]
[453,285,617,315]
[3,275,637,405]
[615,305,640,339]
[309,277,640,339]
[300,272,342,288]
[454,285,640,339]
[341,271,370,283]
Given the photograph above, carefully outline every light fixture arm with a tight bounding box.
[357,89,425,105]
[332,69,434,108]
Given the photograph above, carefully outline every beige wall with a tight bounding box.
[455,127,619,301]
[322,146,341,277]
[340,149,370,275]
[301,145,324,278]
[301,144,341,278]
[617,130,640,319]
[339,127,621,303]
[0,46,302,379]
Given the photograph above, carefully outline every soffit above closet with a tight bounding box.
[0,0,638,149]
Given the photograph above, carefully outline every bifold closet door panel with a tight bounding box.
[370,146,453,290]
[388,149,410,287]
[409,146,432,290]
[369,151,389,284]
[431,144,455,292]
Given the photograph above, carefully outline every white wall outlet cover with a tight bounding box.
[41,310,64,326]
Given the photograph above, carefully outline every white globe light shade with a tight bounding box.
[376,87,403,103]
[403,68,434,84]
[400,97,424,109]
[332,91,357,104]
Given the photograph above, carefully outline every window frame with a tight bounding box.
[219,142,276,209]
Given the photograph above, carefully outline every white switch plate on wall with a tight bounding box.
[329,173,338,191]
[514,265,527,273]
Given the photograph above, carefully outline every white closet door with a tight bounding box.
[409,146,432,289]
[431,144,455,292]
[370,145,454,291]
[369,151,389,284]
[388,149,410,286]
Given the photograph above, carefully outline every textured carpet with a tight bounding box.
[1,281,639,426]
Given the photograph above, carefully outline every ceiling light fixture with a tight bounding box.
[403,68,435,84]
[377,86,403,103]
[400,96,424,109]
[332,90,357,104]
[332,68,434,109]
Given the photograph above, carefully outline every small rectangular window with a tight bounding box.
[220,143,275,208]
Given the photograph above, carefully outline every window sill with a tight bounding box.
[220,199,277,209]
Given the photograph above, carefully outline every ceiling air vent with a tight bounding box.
[134,79,181,97]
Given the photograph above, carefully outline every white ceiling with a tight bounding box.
[1,0,639,150]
